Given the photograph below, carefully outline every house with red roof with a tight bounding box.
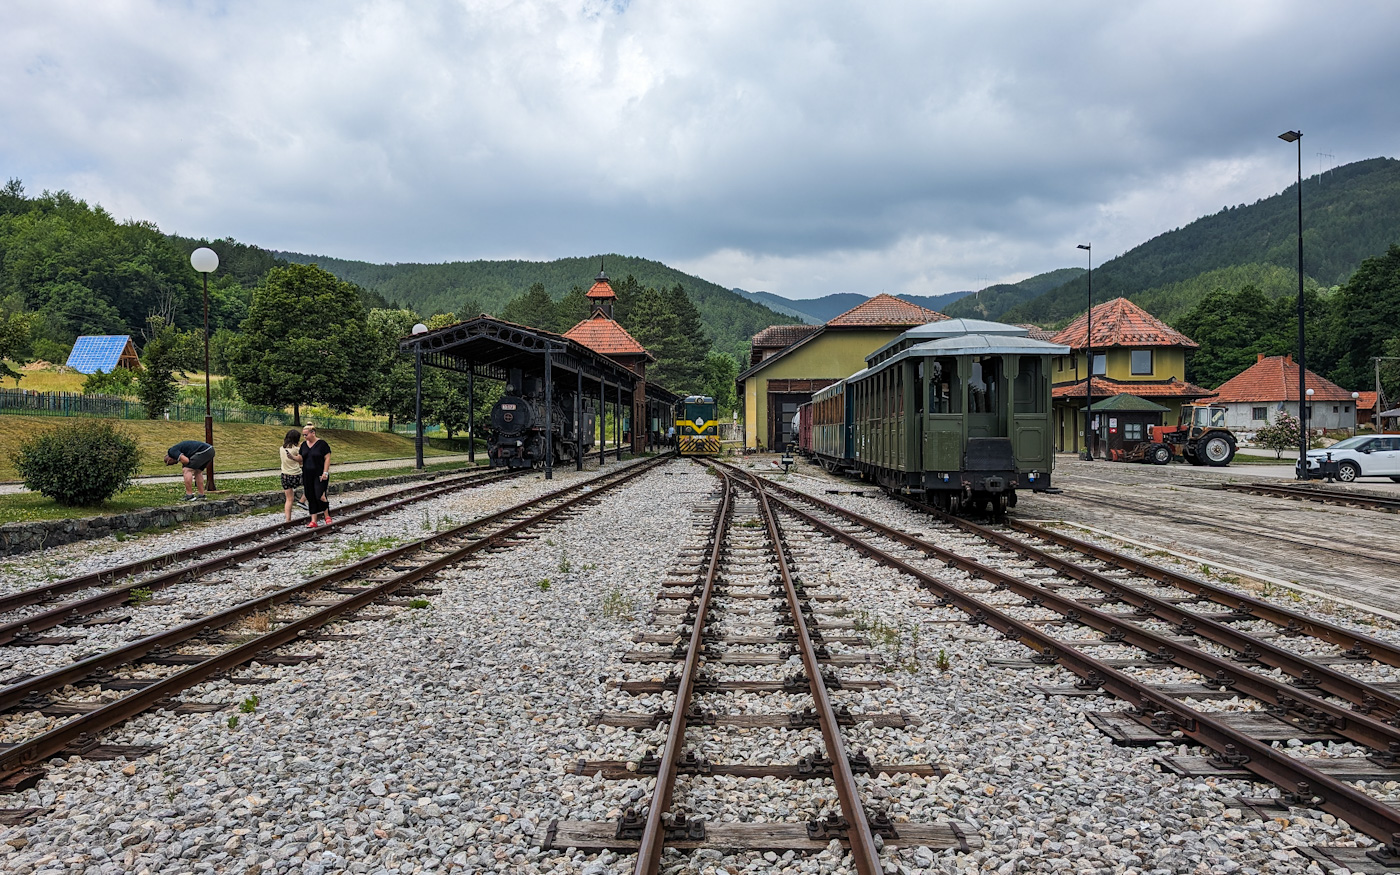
[738,294,948,449]
[563,269,658,448]
[1050,298,1214,454]
[1212,354,1360,431]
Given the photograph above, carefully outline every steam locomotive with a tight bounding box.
[488,369,595,469]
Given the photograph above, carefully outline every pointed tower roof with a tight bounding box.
[564,311,653,359]
[1052,297,1198,350]
[826,293,948,328]
[586,265,617,301]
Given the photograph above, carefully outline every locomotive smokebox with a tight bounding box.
[492,396,535,435]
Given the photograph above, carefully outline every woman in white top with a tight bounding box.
[279,429,304,521]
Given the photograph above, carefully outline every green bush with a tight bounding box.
[82,368,138,396]
[12,419,143,506]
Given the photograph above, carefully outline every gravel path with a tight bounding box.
[0,457,1388,873]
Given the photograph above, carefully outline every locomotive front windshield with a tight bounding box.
[682,400,717,434]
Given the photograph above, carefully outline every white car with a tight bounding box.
[1304,435,1400,482]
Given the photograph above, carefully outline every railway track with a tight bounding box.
[0,465,523,647]
[741,470,1400,866]
[0,455,666,805]
[1220,481,1400,513]
[546,462,970,873]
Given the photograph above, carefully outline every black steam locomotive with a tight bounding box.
[488,370,595,469]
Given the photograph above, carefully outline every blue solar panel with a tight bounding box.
[66,335,131,374]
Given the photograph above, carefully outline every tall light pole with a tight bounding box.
[1077,243,1093,460]
[412,322,429,470]
[190,247,219,489]
[1351,391,1360,436]
[1279,130,1307,478]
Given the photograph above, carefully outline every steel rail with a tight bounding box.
[0,455,670,776]
[996,516,1400,670]
[0,468,523,645]
[0,457,663,717]
[0,466,510,617]
[731,467,884,875]
[731,471,1400,856]
[1220,482,1400,512]
[632,469,733,874]
[898,504,1400,720]
[754,479,1400,753]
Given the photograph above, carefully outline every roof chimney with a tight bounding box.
[1257,353,1264,362]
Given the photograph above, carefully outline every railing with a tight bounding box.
[0,390,389,432]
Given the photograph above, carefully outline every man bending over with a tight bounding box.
[164,439,216,501]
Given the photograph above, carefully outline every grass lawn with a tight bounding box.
[0,458,482,525]
[0,415,463,481]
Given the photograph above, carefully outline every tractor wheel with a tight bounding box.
[1200,435,1236,467]
[1338,461,1361,483]
[1185,450,1205,466]
[1149,444,1172,466]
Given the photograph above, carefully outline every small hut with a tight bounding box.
[65,335,141,374]
[1087,394,1170,460]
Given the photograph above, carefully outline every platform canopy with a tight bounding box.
[398,315,679,407]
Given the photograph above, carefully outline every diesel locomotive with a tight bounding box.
[801,318,1069,514]
[675,395,721,457]
[488,369,595,469]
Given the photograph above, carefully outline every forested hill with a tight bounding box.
[731,289,974,324]
[274,251,799,361]
[941,268,1084,320]
[1004,156,1400,324]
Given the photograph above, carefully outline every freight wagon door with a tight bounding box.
[923,357,962,471]
[1010,356,1049,465]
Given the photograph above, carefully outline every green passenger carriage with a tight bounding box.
[813,319,1069,515]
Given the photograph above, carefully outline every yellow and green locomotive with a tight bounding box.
[675,394,721,456]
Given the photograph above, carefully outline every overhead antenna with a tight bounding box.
[1317,152,1334,184]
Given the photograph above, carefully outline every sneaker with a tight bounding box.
[307,520,319,529]
[182,493,197,502]
[194,494,207,501]
[295,500,308,510]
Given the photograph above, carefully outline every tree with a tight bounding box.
[700,350,739,414]
[0,307,34,385]
[456,297,487,321]
[663,284,710,387]
[363,309,420,429]
[136,321,180,418]
[1326,244,1400,390]
[227,264,372,424]
[499,283,554,329]
[1253,409,1299,458]
[551,286,590,333]
[435,386,472,439]
[624,286,683,386]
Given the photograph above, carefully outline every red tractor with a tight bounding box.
[1133,404,1237,467]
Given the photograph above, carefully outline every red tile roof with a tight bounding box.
[1014,323,1059,342]
[752,324,822,349]
[586,279,616,300]
[826,293,948,328]
[1211,354,1354,402]
[564,312,652,358]
[1053,298,1197,350]
[1357,390,1378,410]
[1052,376,1215,400]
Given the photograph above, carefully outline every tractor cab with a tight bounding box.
[1183,404,1228,438]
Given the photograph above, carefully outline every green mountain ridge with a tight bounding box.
[941,268,1086,320]
[273,251,800,362]
[1004,156,1400,325]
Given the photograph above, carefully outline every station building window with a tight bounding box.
[1252,407,1267,421]
[1130,350,1153,375]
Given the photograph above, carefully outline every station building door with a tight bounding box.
[768,392,809,450]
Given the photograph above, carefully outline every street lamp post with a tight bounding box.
[412,322,429,470]
[1279,130,1307,478]
[1077,243,1093,460]
[1351,391,1360,436]
[189,247,219,490]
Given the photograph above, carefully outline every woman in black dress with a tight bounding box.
[299,424,333,527]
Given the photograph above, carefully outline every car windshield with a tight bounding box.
[1323,436,1373,451]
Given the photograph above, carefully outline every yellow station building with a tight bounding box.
[737,294,947,450]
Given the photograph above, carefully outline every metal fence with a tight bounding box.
[0,389,389,432]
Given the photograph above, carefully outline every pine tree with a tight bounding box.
[552,286,590,333]
[664,284,710,386]
[499,283,554,329]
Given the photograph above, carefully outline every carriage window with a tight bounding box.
[928,358,960,414]
[1014,358,1045,414]
[969,356,1001,414]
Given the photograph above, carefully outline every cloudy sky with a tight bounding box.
[4,1,1398,300]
